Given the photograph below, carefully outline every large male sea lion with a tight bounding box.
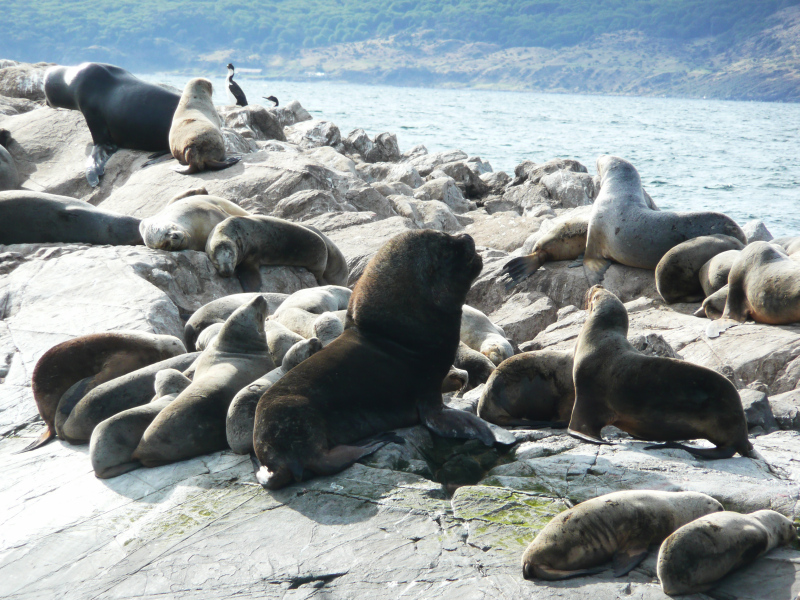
[0,191,143,245]
[252,230,515,490]
[570,286,753,459]
[583,156,745,284]
[139,192,249,251]
[206,216,349,291]
[26,331,186,451]
[655,234,744,304]
[43,63,180,187]
[722,241,800,325]
[657,510,796,595]
[521,490,723,580]
[169,78,239,175]
[133,296,273,466]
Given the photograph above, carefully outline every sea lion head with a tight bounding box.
[213,295,268,354]
[206,222,240,277]
[186,77,214,100]
[348,230,482,354]
[140,220,190,251]
[281,337,323,371]
[43,65,80,110]
[584,285,628,335]
[311,312,343,347]
[596,155,640,189]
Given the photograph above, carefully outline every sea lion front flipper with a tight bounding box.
[643,442,736,460]
[568,253,585,268]
[54,375,95,440]
[612,548,648,577]
[419,403,514,446]
[568,390,611,444]
[205,156,241,171]
[86,143,118,187]
[15,428,55,453]
[234,264,263,292]
[583,230,612,285]
[307,441,388,475]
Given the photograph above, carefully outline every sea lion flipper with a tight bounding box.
[419,404,512,447]
[235,265,263,292]
[85,143,117,188]
[205,156,241,171]
[171,163,198,175]
[643,442,736,460]
[15,428,55,453]
[142,152,175,169]
[612,547,648,577]
[502,253,544,287]
[568,254,585,268]
[527,564,607,580]
[308,441,387,475]
[583,256,612,285]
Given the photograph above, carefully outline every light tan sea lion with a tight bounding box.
[522,490,723,580]
[583,155,746,284]
[169,77,239,174]
[657,510,797,595]
[460,304,513,365]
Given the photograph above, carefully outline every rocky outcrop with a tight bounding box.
[0,61,51,101]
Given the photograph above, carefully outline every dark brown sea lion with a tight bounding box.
[655,234,744,304]
[252,230,515,489]
[521,490,723,580]
[583,155,746,284]
[570,286,753,459]
[25,331,186,452]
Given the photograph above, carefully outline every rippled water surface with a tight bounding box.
[146,74,800,236]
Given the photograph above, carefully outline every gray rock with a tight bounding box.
[284,119,341,149]
[413,176,469,213]
[501,181,552,216]
[0,61,52,101]
[435,160,490,199]
[488,291,558,345]
[344,182,396,217]
[460,211,543,253]
[0,95,40,116]
[769,390,800,430]
[305,145,358,177]
[0,135,19,190]
[466,156,492,175]
[740,388,779,433]
[742,219,774,243]
[388,195,461,232]
[269,99,312,128]
[358,162,423,188]
[406,149,469,177]
[371,180,415,197]
[510,157,588,186]
[217,104,286,142]
[480,170,510,194]
[540,170,596,208]
[272,189,356,221]
[627,332,681,359]
[401,143,428,161]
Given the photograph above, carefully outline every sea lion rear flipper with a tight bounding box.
[307,441,388,475]
[643,441,736,460]
[171,163,199,175]
[528,564,607,580]
[568,253,585,268]
[502,253,543,288]
[205,156,241,171]
[86,143,118,188]
[612,548,648,577]
[15,428,55,453]
[235,265,263,292]
[419,404,515,447]
[142,151,175,168]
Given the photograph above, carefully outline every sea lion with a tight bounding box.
[169,78,239,175]
[0,191,143,245]
[442,366,469,393]
[460,305,514,365]
[184,292,288,351]
[655,234,744,304]
[270,286,351,344]
[252,230,515,490]
[195,322,223,351]
[60,351,200,443]
[583,155,746,284]
[265,320,305,365]
[657,510,797,595]
[723,241,800,325]
[139,193,249,251]
[699,249,741,297]
[26,331,186,451]
[773,236,800,257]
[43,63,180,187]
[206,216,349,291]
[89,369,193,478]
[226,337,323,455]
[521,490,723,580]
[454,341,496,391]
[0,129,19,190]
[477,349,574,427]
[133,296,273,466]
[695,284,730,320]
[570,286,753,459]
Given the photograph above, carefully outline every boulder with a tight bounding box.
[0,95,40,116]
[272,189,356,221]
[742,219,774,243]
[510,157,588,186]
[344,129,401,163]
[413,176,469,213]
[480,170,510,194]
[401,143,428,161]
[220,127,257,155]
[371,180,415,197]
[305,145,358,177]
[740,388,779,433]
[217,104,286,142]
[466,156,492,175]
[0,61,52,101]
[435,160,490,199]
[388,195,461,233]
[769,390,800,431]
[461,210,542,253]
[487,291,558,345]
[406,149,468,177]
[500,181,552,215]
[540,169,596,208]
[344,182,397,217]
[269,99,312,128]
[358,162,423,188]
[284,119,341,149]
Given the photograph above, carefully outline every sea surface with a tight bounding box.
[144,74,800,237]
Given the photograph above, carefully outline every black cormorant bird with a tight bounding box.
[226,63,248,107]
[263,95,279,107]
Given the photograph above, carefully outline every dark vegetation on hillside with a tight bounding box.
[2,0,799,69]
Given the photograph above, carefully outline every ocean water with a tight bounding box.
[145,74,800,237]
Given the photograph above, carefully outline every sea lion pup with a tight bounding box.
[206,216,349,291]
[722,241,800,325]
[133,296,273,466]
[252,230,515,490]
[655,234,745,304]
[454,341,496,390]
[570,286,753,459]
[696,284,729,320]
[169,77,239,175]
[0,129,19,191]
[60,351,200,443]
[583,155,746,284]
[226,337,323,455]
[0,191,143,246]
[521,490,723,580]
[460,305,514,365]
[43,63,181,187]
[90,369,193,478]
[477,349,574,427]
[184,292,288,351]
[139,193,249,251]
[442,366,469,393]
[657,510,797,595]
[24,331,186,452]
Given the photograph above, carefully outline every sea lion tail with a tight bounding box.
[502,253,543,288]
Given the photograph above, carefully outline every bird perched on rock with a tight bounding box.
[226,63,248,106]
[263,95,279,107]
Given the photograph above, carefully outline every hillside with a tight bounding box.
[1,0,800,100]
